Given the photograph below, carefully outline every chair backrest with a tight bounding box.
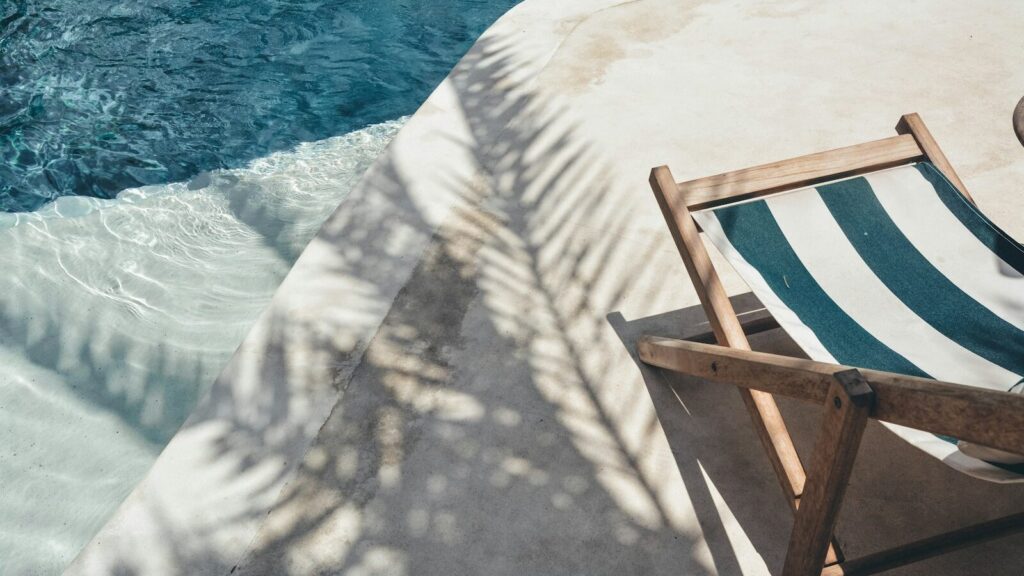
[681,134,923,210]
[647,114,968,357]
[666,113,971,212]
[649,114,1024,482]
[689,160,1024,482]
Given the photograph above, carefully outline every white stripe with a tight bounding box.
[883,424,1023,484]
[865,167,1024,331]
[692,210,837,364]
[765,190,1019,391]
[696,189,1023,482]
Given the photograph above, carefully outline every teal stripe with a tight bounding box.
[816,176,1024,380]
[713,201,928,378]
[915,162,1024,276]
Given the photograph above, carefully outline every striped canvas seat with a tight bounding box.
[691,162,1024,483]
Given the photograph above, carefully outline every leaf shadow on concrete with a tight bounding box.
[59,13,1024,575]
[228,27,740,576]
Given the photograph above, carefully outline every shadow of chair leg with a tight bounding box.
[607,296,799,576]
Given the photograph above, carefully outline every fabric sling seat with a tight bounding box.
[637,113,1024,576]
[693,161,1024,483]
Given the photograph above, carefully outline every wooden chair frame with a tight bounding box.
[640,113,1024,575]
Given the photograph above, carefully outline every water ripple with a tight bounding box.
[0,0,512,212]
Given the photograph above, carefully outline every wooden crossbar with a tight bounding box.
[674,112,972,212]
[682,307,779,344]
[651,162,846,565]
[678,134,924,211]
[638,336,1024,456]
[821,511,1024,576]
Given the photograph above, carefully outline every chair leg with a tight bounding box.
[783,370,875,576]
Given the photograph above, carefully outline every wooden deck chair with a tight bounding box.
[639,113,1024,575]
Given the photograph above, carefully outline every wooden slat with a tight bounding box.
[683,307,780,344]
[820,511,1024,576]
[650,167,844,565]
[637,336,1024,455]
[651,167,749,349]
[895,113,973,203]
[678,134,924,211]
[651,166,809,502]
[783,371,875,576]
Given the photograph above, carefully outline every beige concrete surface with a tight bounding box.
[68,0,1024,574]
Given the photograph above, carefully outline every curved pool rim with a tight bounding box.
[57,1,581,573]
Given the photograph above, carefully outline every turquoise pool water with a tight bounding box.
[0,1,518,573]
[1,0,513,212]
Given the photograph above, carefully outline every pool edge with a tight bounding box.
[59,2,622,574]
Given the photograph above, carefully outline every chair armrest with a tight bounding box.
[638,335,1024,456]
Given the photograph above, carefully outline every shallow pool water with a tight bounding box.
[0,1,518,573]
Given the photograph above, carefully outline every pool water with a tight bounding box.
[1,0,512,211]
[0,1,518,573]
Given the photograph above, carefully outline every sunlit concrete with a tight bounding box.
[67,1,1024,574]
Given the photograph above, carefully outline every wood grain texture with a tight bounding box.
[682,307,779,344]
[638,336,1024,455]
[895,113,974,203]
[820,511,1024,576]
[650,166,747,347]
[651,166,808,500]
[677,135,924,211]
[649,167,843,565]
[782,372,874,576]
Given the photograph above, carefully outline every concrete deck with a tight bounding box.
[67,1,1024,574]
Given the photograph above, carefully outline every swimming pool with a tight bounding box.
[0,1,518,573]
